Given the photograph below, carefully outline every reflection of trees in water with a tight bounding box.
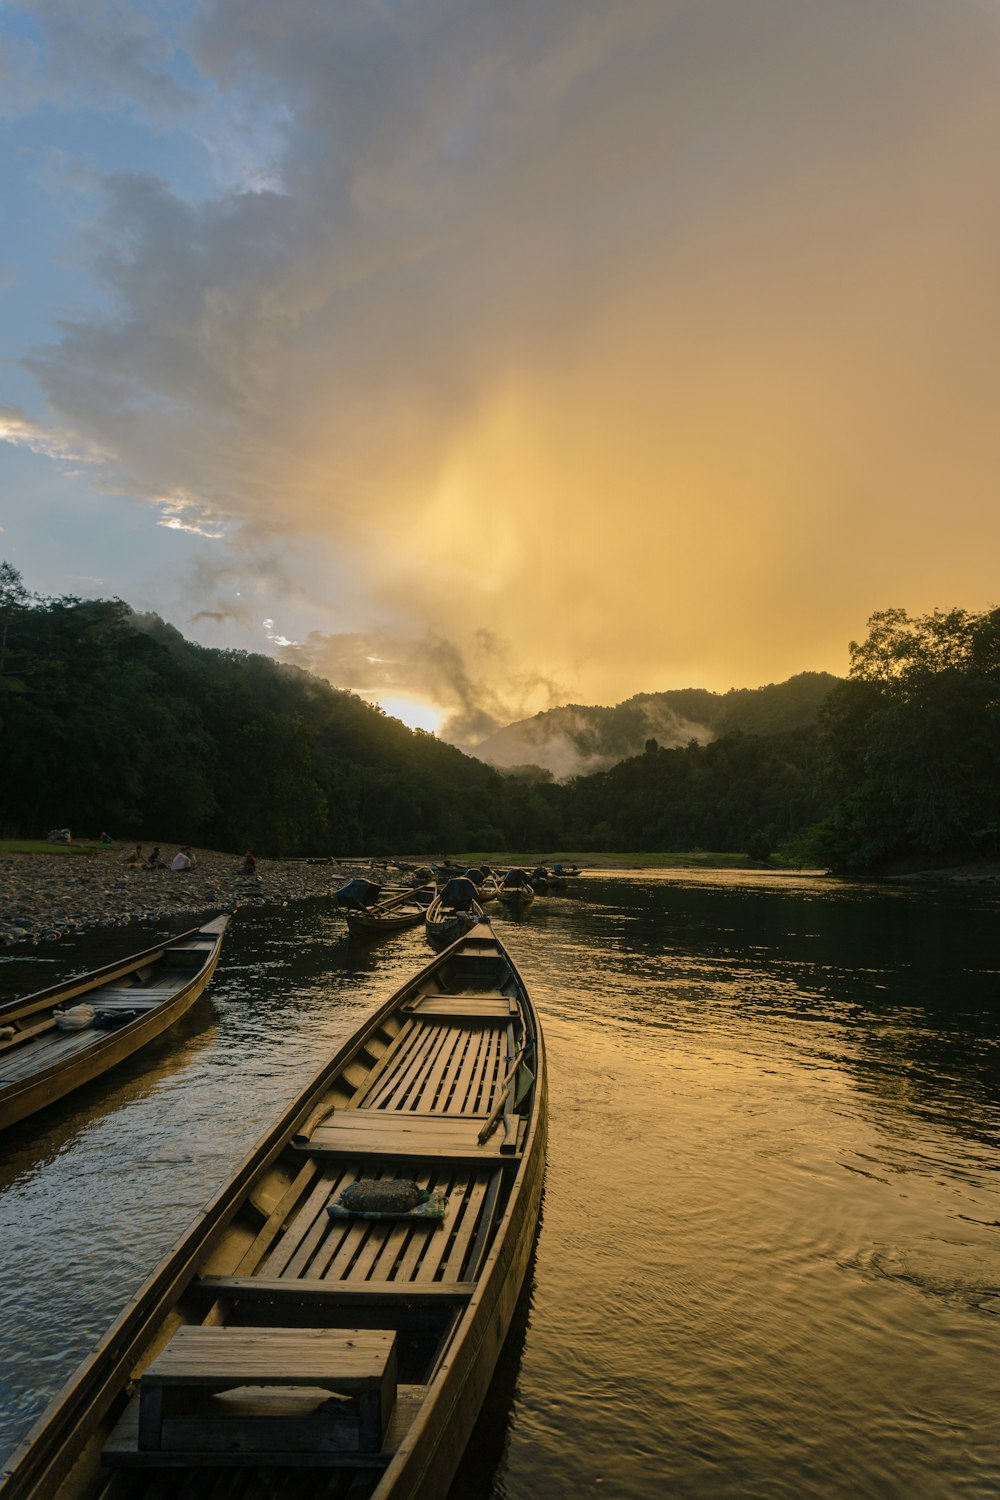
[445,1213,545,1500]
[569,875,1000,1148]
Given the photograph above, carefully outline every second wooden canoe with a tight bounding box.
[0,915,230,1132]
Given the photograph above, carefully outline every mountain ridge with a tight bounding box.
[466,671,841,779]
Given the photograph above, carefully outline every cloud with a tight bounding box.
[282,625,563,746]
[2,0,193,121]
[12,0,1000,711]
[0,405,102,464]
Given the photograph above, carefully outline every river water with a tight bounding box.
[1,871,998,1497]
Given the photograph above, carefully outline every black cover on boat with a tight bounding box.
[441,877,479,910]
[335,877,381,909]
[502,868,527,886]
[464,867,486,883]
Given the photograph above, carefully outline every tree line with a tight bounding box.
[2,564,997,873]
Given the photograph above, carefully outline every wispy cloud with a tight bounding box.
[0,405,102,464]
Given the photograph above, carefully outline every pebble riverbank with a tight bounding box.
[0,847,393,947]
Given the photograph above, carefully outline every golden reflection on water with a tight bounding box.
[1,877,999,1498]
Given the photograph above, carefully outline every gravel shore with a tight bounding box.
[0,847,393,947]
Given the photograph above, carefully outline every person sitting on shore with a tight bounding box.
[241,851,257,877]
[171,846,195,871]
[99,831,113,846]
[145,846,163,869]
[124,843,144,868]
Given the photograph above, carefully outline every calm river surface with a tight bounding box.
[1,871,999,1497]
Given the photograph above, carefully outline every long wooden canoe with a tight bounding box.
[0,920,547,1500]
[346,885,436,938]
[496,870,535,912]
[424,884,485,949]
[0,915,230,1132]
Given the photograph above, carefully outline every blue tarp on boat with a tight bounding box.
[335,878,381,910]
[440,877,479,910]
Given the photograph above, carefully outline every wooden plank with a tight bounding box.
[307,1112,497,1148]
[406,1027,463,1113]
[444,1027,488,1116]
[451,1168,504,1282]
[138,1327,397,1456]
[0,1029,101,1083]
[436,1172,496,1282]
[402,997,516,1021]
[345,1019,421,1107]
[398,1173,465,1284]
[258,1172,343,1279]
[233,1160,319,1277]
[310,1169,433,1284]
[141,1327,396,1388]
[280,1168,356,1281]
[365,1026,446,1112]
[321,1219,383,1285]
[0,1016,58,1053]
[192,1277,475,1306]
[104,1387,427,1470]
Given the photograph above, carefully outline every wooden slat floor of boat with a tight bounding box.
[359,1021,515,1115]
[87,995,171,1010]
[103,1384,425,1473]
[251,1163,503,1286]
[0,1026,110,1083]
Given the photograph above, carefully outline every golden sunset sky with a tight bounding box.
[2,1,1000,739]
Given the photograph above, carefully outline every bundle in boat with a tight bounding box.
[328,1178,448,1221]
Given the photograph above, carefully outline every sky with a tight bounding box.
[3,0,1000,743]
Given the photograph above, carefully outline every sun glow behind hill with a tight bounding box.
[371,694,445,735]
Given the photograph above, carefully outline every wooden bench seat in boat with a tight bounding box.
[300,1110,514,1161]
[137,1325,397,1455]
[402,994,518,1021]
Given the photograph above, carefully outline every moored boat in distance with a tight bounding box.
[0,915,230,1133]
[0,921,546,1500]
[461,866,499,903]
[425,878,485,948]
[346,885,436,938]
[497,868,535,912]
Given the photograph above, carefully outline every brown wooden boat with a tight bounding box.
[0,919,546,1500]
[424,879,485,949]
[0,915,230,1133]
[345,885,436,938]
[496,869,535,913]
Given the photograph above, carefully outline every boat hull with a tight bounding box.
[0,922,546,1500]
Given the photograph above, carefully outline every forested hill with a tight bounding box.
[0,571,536,855]
[469,671,840,778]
[3,565,997,874]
